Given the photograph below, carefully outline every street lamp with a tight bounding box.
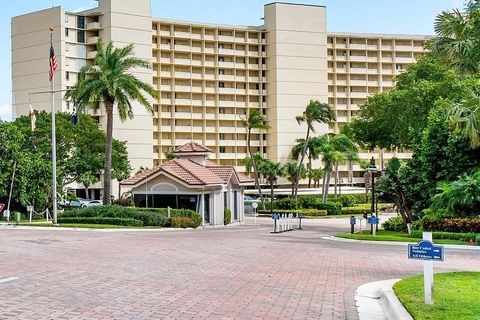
[367,157,377,233]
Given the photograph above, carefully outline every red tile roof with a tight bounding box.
[173,142,212,153]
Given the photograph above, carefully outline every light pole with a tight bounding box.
[368,157,377,233]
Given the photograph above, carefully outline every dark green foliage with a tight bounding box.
[169,216,197,228]
[274,198,301,210]
[382,216,408,232]
[410,230,477,242]
[224,208,231,225]
[422,218,480,233]
[258,209,327,216]
[341,206,372,215]
[476,235,480,246]
[61,205,168,226]
[314,202,342,215]
[134,207,201,227]
[327,194,370,207]
[273,196,341,215]
[58,216,143,226]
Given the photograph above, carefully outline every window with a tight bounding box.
[219,108,225,114]
[219,69,225,75]
[65,28,69,37]
[77,30,85,43]
[219,133,225,140]
[77,16,85,29]
[396,64,403,70]
[65,71,70,81]
[218,56,224,62]
[65,14,69,23]
[219,146,226,153]
[219,82,225,88]
[218,43,224,49]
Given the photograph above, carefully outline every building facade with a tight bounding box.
[11,0,429,193]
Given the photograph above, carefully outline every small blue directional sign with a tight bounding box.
[350,216,356,225]
[408,240,444,261]
[367,216,380,224]
[272,213,280,220]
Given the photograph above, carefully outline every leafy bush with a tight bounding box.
[169,217,197,228]
[476,235,480,246]
[258,209,327,216]
[297,195,319,208]
[383,216,407,232]
[224,208,231,225]
[410,230,477,242]
[58,216,143,226]
[134,207,201,227]
[423,218,480,233]
[274,198,301,210]
[342,206,371,215]
[62,206,168,226]
[328,194,370,206]
[314,202,342,215]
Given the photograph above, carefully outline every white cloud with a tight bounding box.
[0,104,12,122]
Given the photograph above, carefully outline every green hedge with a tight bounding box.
[327,194,370,207]
[169,216,197,228]
[258,209,327,216]
[410,230,478,242]
[224,208,232,225]
[423,218,480,233]
[58,216,144,226]
[62,206,168,226]
[134,207,201,228]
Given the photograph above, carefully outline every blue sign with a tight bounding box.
[350,217,356,225]
[272,213,280,220]
[408,240,444,261]
[367,216,380,224]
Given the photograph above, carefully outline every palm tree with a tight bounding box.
[429,1,480,74]
[241,109,270,210]
[258,160,284,215]
[448,96,480,148]
[316,134,358,201]
[294,100,335,199]
[308,168,323,188]
[65,40,157,204]
[291,136,322,188]
[284,161,305,197]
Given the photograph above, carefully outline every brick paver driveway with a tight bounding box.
[0,216,478,320]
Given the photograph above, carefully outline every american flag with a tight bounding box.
[49,38,57,82]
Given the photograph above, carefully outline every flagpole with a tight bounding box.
[50,26,58,225]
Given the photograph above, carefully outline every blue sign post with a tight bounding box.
[407,232,444,305]
[367,215,380,236]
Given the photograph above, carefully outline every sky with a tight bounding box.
[0,0,464,121]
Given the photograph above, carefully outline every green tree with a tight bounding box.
[65,40,157,204]
[241,109,270,210]
[308,168,323,188]
[258,160,284,214]
[77,171,98,199]
[284,161,305,197]
[294,100,335,199]
[291,136,322,188]
[0,112,130,211]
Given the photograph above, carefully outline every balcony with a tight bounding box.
[160,44,171,50]
[395,44,413,51]
[86,22,101,30]
[349,43,367,50]
[218,74,235,81]
[350,79,367,86]
[159,30,170,36]
[174,58,191,65]
[219,35,234,42]
[191,46,202,53]
[174,31,191,38]
[86,51,97,59]
[218,61,235,68]
[219,48,235,55]
[174,85,191,92]
[175,98,191,105]
[350,91,367,98]
[219,87,235,94]
[160,71,172,77]
[396,57,414,64]
[349,68,367,74]
[87,36,99,45]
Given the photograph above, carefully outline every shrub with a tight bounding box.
[169,216,197,228]
[410,230,477,242]
[224,208,231,225]
[382,216,407,232]
[328,193,370,205]
[58,216,143,226]
[62,206,168,226]
[134,207,201,227]
[476,235,480,246]
[342,206,371,215]
[297,195,319,208]
[274,198,301,210]
[423,218,480,233]
[314,202,342,215]
[258,209,327,216]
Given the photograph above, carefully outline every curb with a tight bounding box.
[323,236,480,251]
[355,279,412,320]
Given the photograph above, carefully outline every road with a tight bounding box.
[0,216,478,319]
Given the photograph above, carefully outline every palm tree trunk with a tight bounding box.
[308,153,312,188]
[323,171,331,202]
[103,99,114,205]
[247,128,265,210]
[321,171,327,201]
[85,185,90,199]
[294,128,310,199]
[270,181,274,215]
[349,160,353,186]
[334,161,339,199]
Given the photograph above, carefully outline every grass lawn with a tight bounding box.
[394,272,480,320]
[335,230,464,245]
[18,223,162,229]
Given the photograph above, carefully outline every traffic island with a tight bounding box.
[394,272,480,320]
[335,230,467,245]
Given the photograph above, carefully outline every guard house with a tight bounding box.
[120,142,253,226]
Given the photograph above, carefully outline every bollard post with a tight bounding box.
[298,214,303,230]
[350,215,356,234]
[167,206,171,218]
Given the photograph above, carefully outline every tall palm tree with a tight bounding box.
[241,109,270,210]
[429,1,480,74]
[65,40,157,204]
[448,96,480,148]
[294,100,335,199]
[291,136,322,188]
[258,160,284,215]
[308,168,323,188]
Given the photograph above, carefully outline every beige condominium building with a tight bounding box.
[12,0,429,195]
